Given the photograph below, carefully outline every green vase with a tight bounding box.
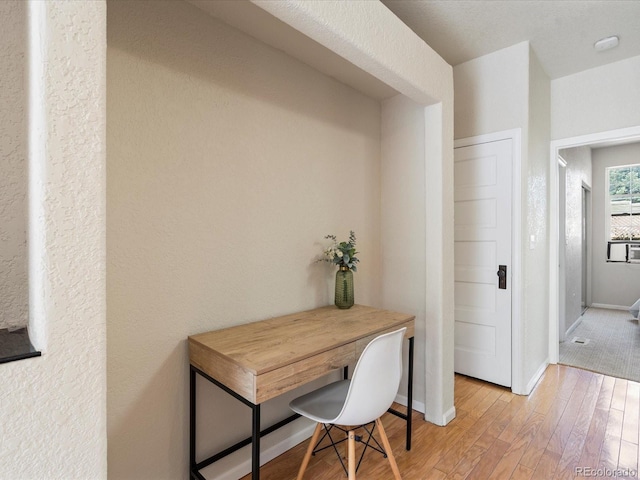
[335,266,354,309]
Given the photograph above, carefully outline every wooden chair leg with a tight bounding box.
[344,429,349,461]
[296,423,322,480]
[348,430,356,480]
[375,418,402,480]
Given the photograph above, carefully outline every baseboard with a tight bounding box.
[394,393,426,414]
[590,303,630,311]
[520,359,549,395]
[565,317,582,337]
[200,417,316,480]
[442,406,457,425]
[396,393,456,426]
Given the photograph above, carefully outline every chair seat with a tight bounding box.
[289,379,350,424]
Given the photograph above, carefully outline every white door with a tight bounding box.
[454,139,512,387]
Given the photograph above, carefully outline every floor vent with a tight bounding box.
[571,336,590,345]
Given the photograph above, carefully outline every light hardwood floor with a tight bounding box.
[241,365,640,479]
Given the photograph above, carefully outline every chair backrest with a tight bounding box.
[332,327,406,426]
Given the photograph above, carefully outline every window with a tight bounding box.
[607,164,640,241]
[606,164,640,262]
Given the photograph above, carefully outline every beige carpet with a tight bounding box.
[559,307,640,383]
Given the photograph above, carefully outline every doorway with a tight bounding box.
[558,157,567,341]
[556,147,592,342]
[549,126,640,364]
[581,184,591,314]
[453,134,518,388]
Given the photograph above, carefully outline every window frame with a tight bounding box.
[605,163,640,262]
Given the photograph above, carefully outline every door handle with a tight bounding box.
[497,265,507,289]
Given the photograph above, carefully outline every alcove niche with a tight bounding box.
[0,0,39,364]
[107,1,454,478]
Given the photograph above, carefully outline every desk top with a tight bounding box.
[189,304,414,375]
[188,304,414,403]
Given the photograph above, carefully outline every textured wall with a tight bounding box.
[0,1,107,479]
[453,42,529,140]
[255,0,451,106]
[559,146,592,332]
[591,143,640,307]
[0,1,28,331]
[107,1,382,478]
[551,55,640,140]
[381,94,426,410]
[522,48,550,387]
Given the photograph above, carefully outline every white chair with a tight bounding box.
[289,327,406,480]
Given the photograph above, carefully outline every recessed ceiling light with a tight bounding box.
[594,35,619,52]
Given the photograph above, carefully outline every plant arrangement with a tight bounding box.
[321,231,359,271]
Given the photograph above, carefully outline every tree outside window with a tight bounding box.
[608,164,640,241]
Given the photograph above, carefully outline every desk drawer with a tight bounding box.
[354,321,415,358]
[256,343,356,403]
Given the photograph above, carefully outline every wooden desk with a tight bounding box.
[188,304,415,480]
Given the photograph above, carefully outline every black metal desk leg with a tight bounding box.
[252,403,260,480]
[190,366,196,476]
[407,336,414,451]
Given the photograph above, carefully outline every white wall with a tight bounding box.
[551,55,640,140]
[591,142,640,308]
[0,1,107,478]
[523,48,550,387]
[107,1,383,478]
[380,94,426,409]
[454,42,551,393]
[0,1,28,331]
[453,42,529,140]
[558,146,592,333]
[558,162,567,339]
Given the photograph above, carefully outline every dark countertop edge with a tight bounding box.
[0,350,42,365]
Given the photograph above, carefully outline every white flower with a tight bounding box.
[337,251,344,258]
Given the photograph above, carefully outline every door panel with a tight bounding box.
[455,322,496,355]
[455,199,497,227]
[454,155,498,187]
[455,282,497,311]
[454,139,512,387]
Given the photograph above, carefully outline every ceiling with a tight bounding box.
[381,0,640,79]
